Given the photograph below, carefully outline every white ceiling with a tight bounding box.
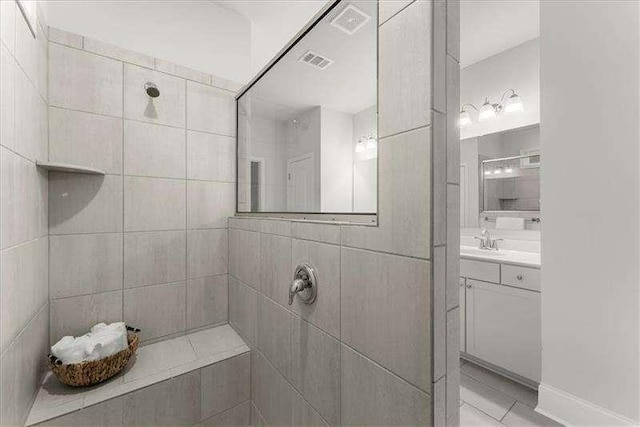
[237,0,377,116]
[460,0,539,68]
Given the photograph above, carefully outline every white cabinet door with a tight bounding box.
[460,277,466,352]
[466,280,541,382]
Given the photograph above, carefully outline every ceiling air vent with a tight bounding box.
[298,50,334,70]
[330,3,371,35]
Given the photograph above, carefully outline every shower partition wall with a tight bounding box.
[229,0,460,425]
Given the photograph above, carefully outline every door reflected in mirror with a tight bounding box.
[237,0,377,214]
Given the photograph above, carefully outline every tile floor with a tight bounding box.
[459,359,562,426]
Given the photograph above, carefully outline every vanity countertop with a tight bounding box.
[460,246,541,268]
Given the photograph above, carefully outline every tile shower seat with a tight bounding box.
[26,324,250,426]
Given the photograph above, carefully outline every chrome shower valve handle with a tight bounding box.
[288,264,318,306]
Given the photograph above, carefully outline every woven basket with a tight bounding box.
[47,327,140,387]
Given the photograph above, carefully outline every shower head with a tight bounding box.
[144,82,160,98]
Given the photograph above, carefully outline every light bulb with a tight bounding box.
[504,93,524,113]
[459,110,472,127]
[484,170,492,176]
[494,168,502,175]
[505,167,513,173]
[355,141,366,153]
[478,100,496,121]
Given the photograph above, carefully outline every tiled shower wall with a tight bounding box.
[46,28,240,345]
[229,0,460,425]
[0,3,50,426]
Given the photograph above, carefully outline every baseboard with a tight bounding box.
[537,383,638,426]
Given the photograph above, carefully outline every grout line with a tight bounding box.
[500,400,518,422]
[184,78,189,335]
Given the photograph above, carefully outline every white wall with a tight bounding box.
[246,1,327,74]
[321,107,353,212]
[539,1,640,424]
[41,1,252,83]
[461,38,539,139]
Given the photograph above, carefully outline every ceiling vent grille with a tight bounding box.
[330,3,371,35]
[298,50,334,70]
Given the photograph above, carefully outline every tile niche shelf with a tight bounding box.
[36,160,106,175]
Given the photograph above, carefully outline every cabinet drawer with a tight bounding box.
[501,265,540,291]
[460,259,500,283]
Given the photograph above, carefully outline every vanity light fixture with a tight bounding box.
[459,89,524,127]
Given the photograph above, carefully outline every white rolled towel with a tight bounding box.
[51,322,128,365]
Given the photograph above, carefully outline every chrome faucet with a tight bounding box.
[475,229,503,251]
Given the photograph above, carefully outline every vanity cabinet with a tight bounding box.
[460,258,541,383]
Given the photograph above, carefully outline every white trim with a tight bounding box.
[537,383,638,426]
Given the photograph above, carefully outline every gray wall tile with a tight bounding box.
[229,277,257,345]
[186,81,235,136]
[433,246,447,381]
[292,393,330,427]
[124,176,186,232]
[124,371,201,426]
[341,248,431,391]
[291,222,340,245]
[341,345,430,426]
[50,233,122,299]
[49,173,122,235]
[1,305,49,427]
[291,318,340,426]
[49,43,123,116]
[50,290,122,345]
[187,181,235,230]
[15,64,47,161]
[187,130,235,182]
[446,184,460,311]
[379,0,414,25]
[124,230,186,288]
[84,37,155,68]
[155,59,211,85]
[124,64,186,128]
[1,148,48,248]
[291,239,340,339]
[187,229,228,279]
[229,229,260,289]
[124,281,186,342]
[49,107,123,174]
[47,27,83,49]
[252,350,295,427]
[199,401,250,427]
[201,353,250,420]
[0,1,16,55]
[259,233,291,307]
[0,45,16,151]
[38,397,123,427]
[187,275,229,330]
[446,55,460,185]
[341,126,431,259]
[0,237,48,353]
[447,0,460,61]
[379,0,431,137]
[124,120,186,178]
[257,295,292,380]
[446,307,461,425]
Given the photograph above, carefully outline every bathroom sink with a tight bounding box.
[460,246,506,258]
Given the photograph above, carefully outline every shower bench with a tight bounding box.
[26,324,251,426]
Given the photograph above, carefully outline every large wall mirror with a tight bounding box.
[236,1,377,215]
[460,124,540,227]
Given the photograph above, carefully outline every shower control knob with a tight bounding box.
[289,264,317,306]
